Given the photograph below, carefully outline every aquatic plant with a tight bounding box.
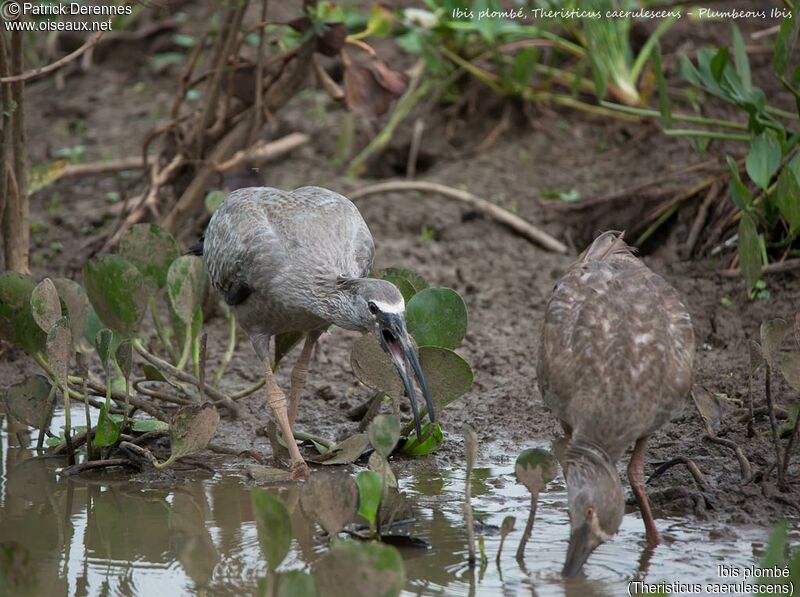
[514,448,557,562]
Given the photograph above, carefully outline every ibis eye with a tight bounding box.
[368,302,379,315]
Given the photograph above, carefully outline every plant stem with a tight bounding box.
[465,462,476,568]
[664,129,751,142]
[630,15,678,83]
[83,376,95,461]
[177,329,192,370]
[765,365,786,489]
[214,311,237,386]
[516,494,538,562]
[62,380,75,466]
[123,377,131,430]
[600,100,749,130]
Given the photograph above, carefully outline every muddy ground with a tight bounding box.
[1,1,799,531]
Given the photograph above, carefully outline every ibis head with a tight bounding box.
[341,278,435,438]
[562,444,625,578]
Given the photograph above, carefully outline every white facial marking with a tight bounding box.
[372,299,405,314]
[590,513,612,542]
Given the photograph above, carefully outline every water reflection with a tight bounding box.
[0,412,784,596]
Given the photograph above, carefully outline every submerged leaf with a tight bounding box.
[4,375,53,429]
[119,223,180,290]
[406,288,467,349]
[368,414,400,459]
[314,540,405,597]
[30,278,62,333]
[251,489,293,572]
[169,403,220,460]
[0,272,48,356]
[300,472,359,537]
[355,470,382,528]
[402,423,444,456]
[83,255,148,337]
[515,448,557,495]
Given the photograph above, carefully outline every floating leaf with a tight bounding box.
[52,278,89,348]
[166,403,220,462]
[314,541,405,597]
[132,419,169,433]
[119,223,180,290]
[94,405,120,447]
[4,375,53,429]
[402,423,444,456]
[30,278,61,333]
[300,472,359,536]
[318,433,371,465]
[275,570,317,597]
[116,340,133,380]
[351,334,404,397]
[406,288,467,349]
[0,272,48,356]
[95,328,115,370]
[46,317,72,387]
[355,470,382,529]
[83,255,148,337]
[251,489,293,572]
[368,414,400,459]
[167,256,207,325]
[515,448,557,495]
[761,319,791,369]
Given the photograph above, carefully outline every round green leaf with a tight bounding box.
[30,278,62,333]
[94,405,121,447]
[402,422,444,456]
[83,255,148,337]
[515,448,558,495]
[367,414,400,459]
[167,256,207,325]
[314,541,405,597]
[376,267,427,302]
[351,334,403,398]
[4,375,53,429]
[0,272,48,356]
[406,288,467,349]
[132,419,169,433]
[355,470,382,528]
[119,223,180,290]
[418,346,473,409]
[251,489,293,572]
[52,278,90,349]
[300,472,358,537]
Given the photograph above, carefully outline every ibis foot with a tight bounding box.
[289,459,310,480]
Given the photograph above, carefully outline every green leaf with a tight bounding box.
[746,131,782,191]
[275,570,317,597]
[652,43,672,129]
[94,405,121,447]
[418,346,473,410]
[710,47,729,84]
[143,364,166,382]
[251,489,293,572]
[204,190,226,215]
[116,339,133,380]
[52,278,90,349]
[351,334,404,398]
[167,403,220,461]
[366,4,393,37]
[132,419,169,432]
[95,328,115,370]
[730,24,751,91]
[30,278,62,333]
[167,256,207,326]
[510,47,538,87]
[299,472,359,536]
[355,470,382,528]
[4,375,53,429]
[515,448,558,495]
[738,212,762,299]
[314,541,405,597]
[402,422,444,456]
[727,156,752,211]
[774,5,800,76]
[0,272,48,356]
[119,223,180,290]
[367,414,401,459]
[376,267,428,303]
[46,317,72,387]
[777,154,800,233]
[406,288,467,349]
[83,255,148,337]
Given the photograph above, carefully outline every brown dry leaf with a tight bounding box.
[779,352,800,392]
[170,403,220,460]
[299,471,358,536]
[371,58,409,95]
[317,22,346,56]
[691,385,723,434]
[317,432,370,465]
[342,51,408,118]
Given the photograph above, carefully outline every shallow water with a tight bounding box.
[0,408,793,596]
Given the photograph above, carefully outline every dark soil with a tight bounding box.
[1,1,798,531]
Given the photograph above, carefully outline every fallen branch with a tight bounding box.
[61,157,144,178]
[704,435,752,484]
[349,180,569,253]
[215,132,309,172]
[647,457,710,492]
[57,458,138,477]
[719,258,800,278]
[0,32,104,83]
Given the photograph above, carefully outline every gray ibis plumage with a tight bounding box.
[197,186,435,478]
[537,231,695,576]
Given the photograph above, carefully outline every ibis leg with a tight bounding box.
[288,330,321,428]
[265,363,309,479]
[628,436,660,546]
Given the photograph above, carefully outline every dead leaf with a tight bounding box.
[300,471,359,536]
[691,385,723,434]
[761,319,791,369]
[169,403,220,460]
[779,352,800,392]
[317,22,346,56]
[342,51,408,118]
[316,433,370,465]
[749,340,764,374]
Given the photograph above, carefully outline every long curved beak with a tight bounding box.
[376,313,435,438]
[562,523,595,578]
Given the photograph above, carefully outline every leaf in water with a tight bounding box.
[273,331,305,370]
[761,319,791,369]
[94,405,120,447]
[402,423,444,456]
[83,255,148,337]
[52,278,90,349]
[351,334,404,397]
[368,452,397,488]
[299,472,359,537]
[4,375,53,429]
[251,488,293,572]
[738,212,761,299]
[515,448,557,495]
[314,540,405,597]
[368,414,400,459]
[275,570,317,597]
[746,131,781,191]
[204,190,226,215]
[168,403,220,461]
[317,433,371,465]
[406,288,468,349]
[355,470,382,529]
[30,278,62,333]
[119,223,180,290]
[779,352,800,393]
[46,317,72,387]
[95,328,115,370]
[116,339,133,380]
[132,419,169,433]
[167,256,207,326]
[691,385,723,434]
[0,272,48,356]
